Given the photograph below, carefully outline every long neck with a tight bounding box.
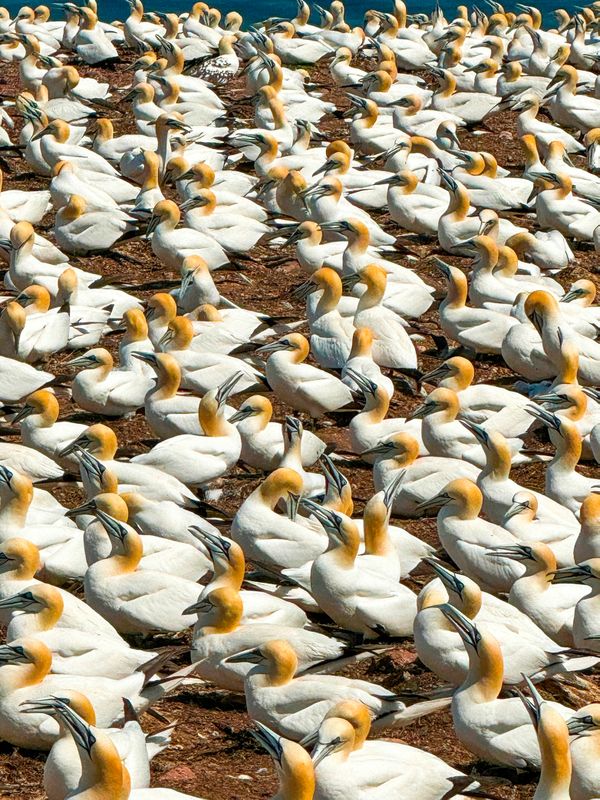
[200,406,231,437]
[154,366,180,399]
[315,282,341,315]
[362,392,388,424]
[257,658,296,689]
[77,740,129,800]
[157,129,172,174]
[281,434,303,467]
[276,771,314,800]
[0,488,29,527]
[211,552,244,592]
[363,505,392,556]
[346,232,369,256]
[90,363,112,381]
[461,639,504,702]
[551,425,581,472]
[104,532,143,576]
[32,602,62,632]
[3,558,37,580]
[356,280,384,312]
[556,348,578,386]
[200,601,242,635]
[270,100,287,130]
[34,402,59,428]
[482,443,511,480]
[444,273,467,308]
[0,654,51,694]
[328,532,359,567]
[535,723,571,800]
[447,185,470,219]
[141,157,159,192]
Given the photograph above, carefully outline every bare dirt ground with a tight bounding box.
[0,47,598,800]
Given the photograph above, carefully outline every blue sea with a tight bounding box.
[1,0,570,28]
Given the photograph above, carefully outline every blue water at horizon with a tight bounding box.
[1,0,571,28]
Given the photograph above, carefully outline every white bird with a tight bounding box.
[442,604,574,768]
[258,334,353,419]
[307,502,416,638]
[147,199,229,271]
[83,511,203,635]
[69,348,151,417]
[0,584,158,678]
[235,639,422,741]
[23,690,167,800]
[417,478,524,593]
[229,395,325,471]
[0,635,192,749]
[131,373,242,487]
[309,700,479,800]
[187,586,353,692]
[231,467,326,570]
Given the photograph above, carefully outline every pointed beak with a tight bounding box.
[459,418,489,445]
[224,647,264,664]
[311,740,339,767]
[11,405,34,424]
[228,407,253,424]
[251,721,284,761]
[64,498,97,518]
[439,602,480,649]
[0,593,30,609]
[406,402,428,421]
[551,564,594,584]
[486,544,532,560]
[20,696,68,715]
[256,340,290,354]
[421,365,448,384]
[132,351,158,366]
[286,491,300,522]
[415,493,445,513]
[182,597,211,615]
[216,371,244,405]
[67,354,96,368]
[525,404,561,431]
[503,501,529,521]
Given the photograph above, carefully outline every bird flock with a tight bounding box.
[2,0,600,798]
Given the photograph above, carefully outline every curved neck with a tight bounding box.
[356,281,384,312]
[444,272,467,308]
[0,652,51,694]
[447,185,470,219]
[461,638,504,702]
[551,425,582,471]
[315,281,341,315]
[363,503,392,556]
[535,722,571,800]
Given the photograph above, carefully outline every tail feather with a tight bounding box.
[299,646,392,676]
[441,777,500,800]
[371,696,452,731]
[145,723,177,760]
[136,646,187,683]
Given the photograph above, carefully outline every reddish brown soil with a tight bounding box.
[0,46,598,800]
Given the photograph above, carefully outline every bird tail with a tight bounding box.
[371,696,452,731]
